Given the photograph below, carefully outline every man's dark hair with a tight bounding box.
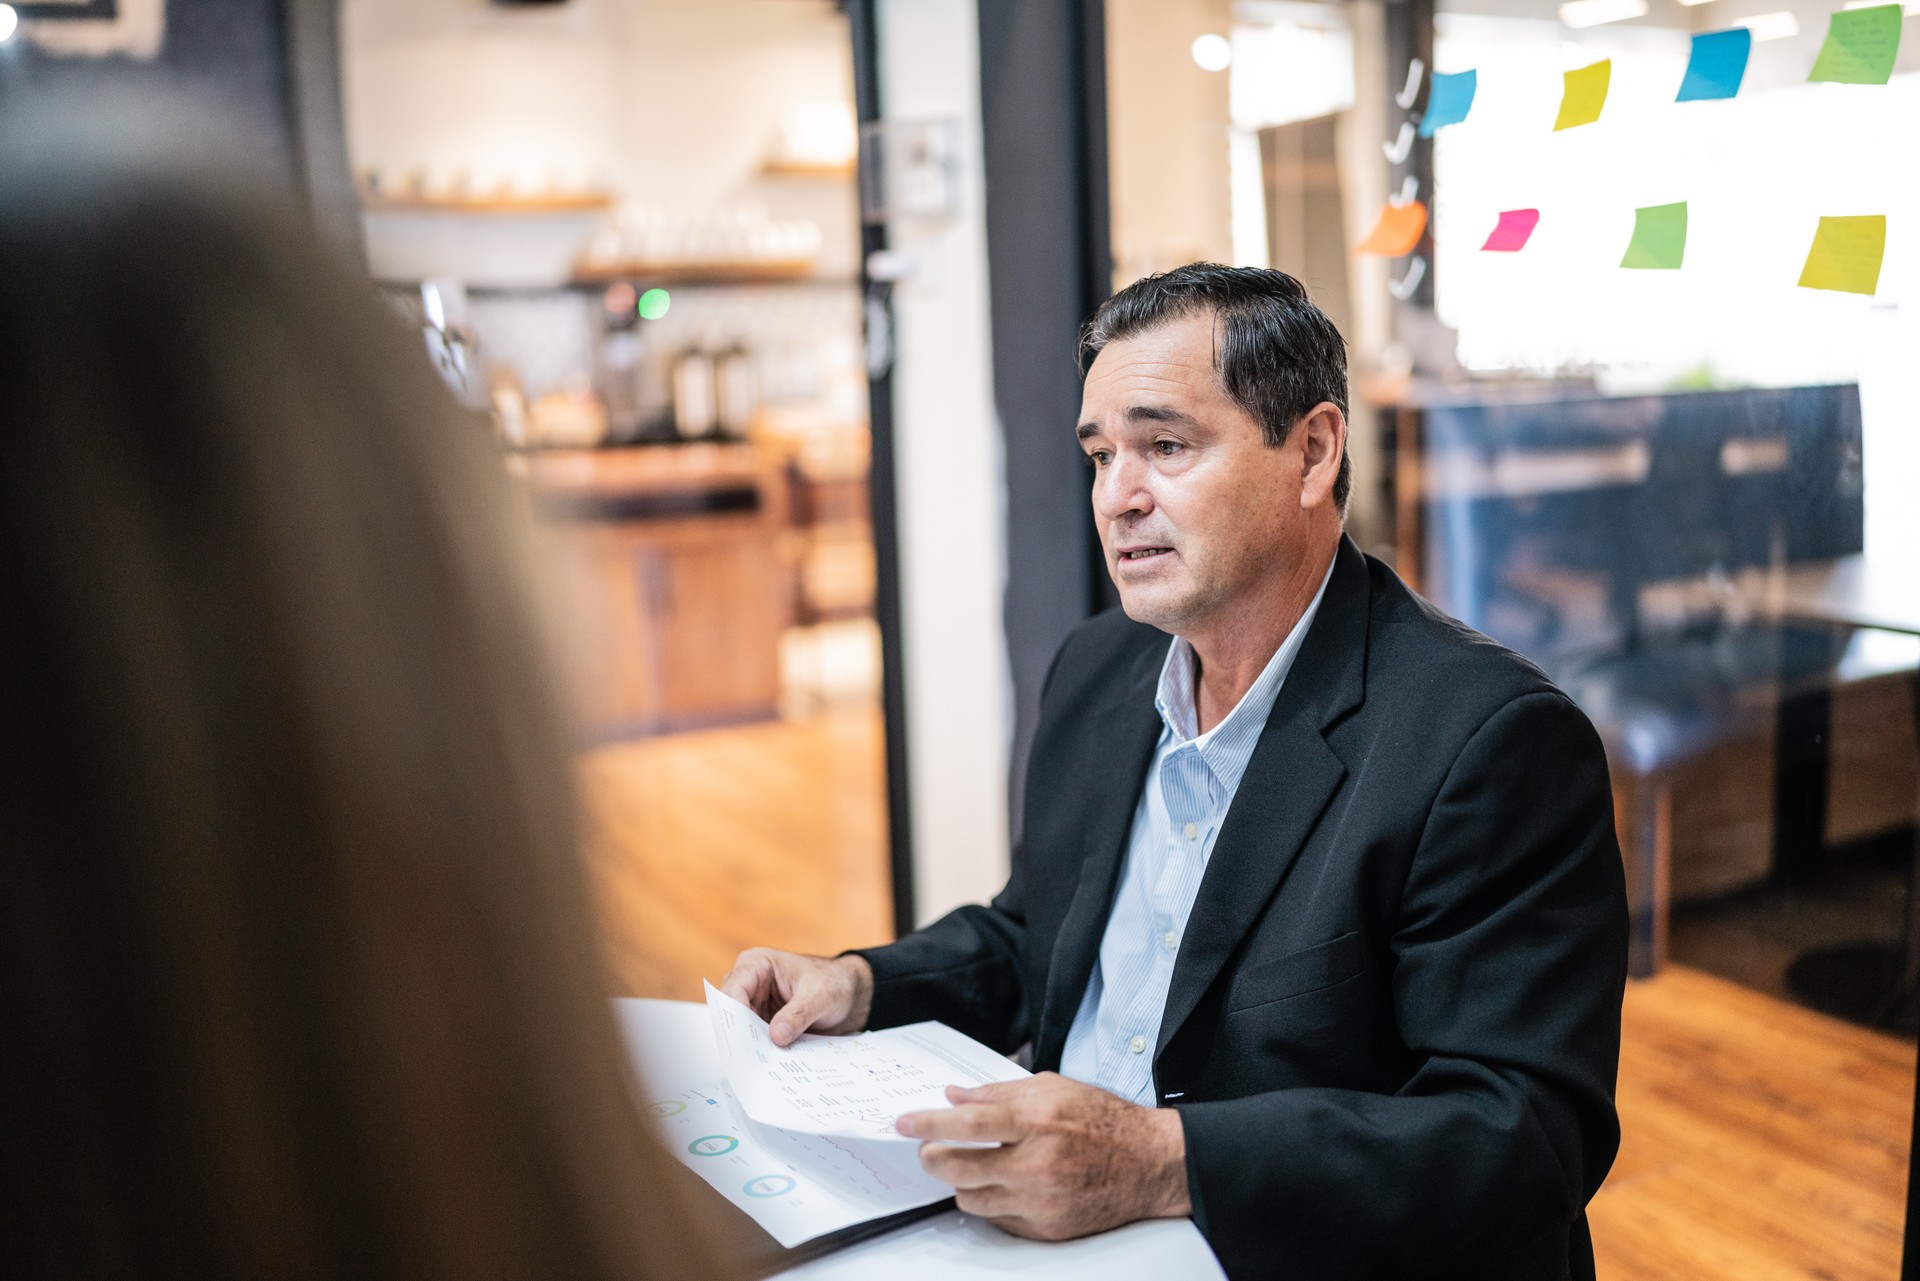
[1080,263,1352,512]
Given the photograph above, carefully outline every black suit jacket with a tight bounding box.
[858,537,1629,1280]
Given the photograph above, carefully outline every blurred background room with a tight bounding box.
[1,0,1916,1276]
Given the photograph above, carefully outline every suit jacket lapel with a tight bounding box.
[1154,536,1372,1058]
[1031,639,1165,1070]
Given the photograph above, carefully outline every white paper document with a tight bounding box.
[619,993,1027,1248]
[639,1074,958,1247]
[616,998,1225,1276]
[705,981,1029,1141]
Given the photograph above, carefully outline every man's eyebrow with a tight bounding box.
[1077,405,1198,439]
[1125,404,1197,426]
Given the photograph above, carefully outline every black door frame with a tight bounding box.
[1909,1072,1920,1281]
[845,0,917,940]
[975,0,1115,832]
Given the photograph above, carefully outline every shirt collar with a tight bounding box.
[1153,550,1339,794]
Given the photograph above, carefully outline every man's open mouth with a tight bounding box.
[1118,547,1172,561]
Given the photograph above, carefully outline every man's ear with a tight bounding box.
[1297,403,1347,511]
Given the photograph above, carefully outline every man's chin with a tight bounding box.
[1116,589,1191,634]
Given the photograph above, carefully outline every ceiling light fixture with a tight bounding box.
[0,6,19,45]
[1191,33,1232,73]
[1559,0,1649,28]
[1734,11,1800,41]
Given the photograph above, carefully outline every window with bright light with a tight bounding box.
[1432,11,1920,560]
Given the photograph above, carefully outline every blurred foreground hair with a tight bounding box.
[0,100,734,1281]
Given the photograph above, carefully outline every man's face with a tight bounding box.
[1077,311,1312,635]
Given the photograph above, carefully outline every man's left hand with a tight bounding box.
[894,1072,1192,1241]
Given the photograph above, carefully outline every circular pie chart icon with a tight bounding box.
[744,1175,797,1198]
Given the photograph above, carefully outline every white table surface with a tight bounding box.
[614,998,1226,1280]
[776,1210,1224,1280]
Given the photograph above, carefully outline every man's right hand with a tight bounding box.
[720,949,874,1046]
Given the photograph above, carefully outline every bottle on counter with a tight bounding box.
[672,345,718,440]
[715,339,758,440]
[489,367,530,449]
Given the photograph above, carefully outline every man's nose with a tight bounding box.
[1092,453,1152,521]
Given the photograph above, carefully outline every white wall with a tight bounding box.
[875,0,1012,926]
[341,0,861,285]
[1105,0,1236,287]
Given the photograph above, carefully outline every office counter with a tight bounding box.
[511,444,791,739]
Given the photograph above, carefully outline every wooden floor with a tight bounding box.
[579,714,1916,1277]
[1594,965,1915,1280]
[578,708,892,1001]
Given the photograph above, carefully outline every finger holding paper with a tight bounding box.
[719,946,873,1044]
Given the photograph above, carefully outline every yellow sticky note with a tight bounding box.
[1555,60,1611,131]
[1798,215,1886,295]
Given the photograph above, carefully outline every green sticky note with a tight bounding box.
[1809,5,1903,85]
[1554,59,1611,131]
[1798,215,1886,294]
[1621,202,1687,270]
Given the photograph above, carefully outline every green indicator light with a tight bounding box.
[638,288,672,320]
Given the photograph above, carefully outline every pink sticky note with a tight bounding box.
[1481,209,1540,253]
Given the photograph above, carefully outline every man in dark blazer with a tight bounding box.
[723,265,1629,1280]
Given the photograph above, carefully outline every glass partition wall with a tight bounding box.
[1105,0,1919,1275]
[339,0,896,999]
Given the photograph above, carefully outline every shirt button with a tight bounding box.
[1184,822,1198,840]
[1129,1035,1148,1055]
[1163,930,1179,951]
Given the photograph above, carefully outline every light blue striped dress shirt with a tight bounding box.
[1059,556,1336,1105]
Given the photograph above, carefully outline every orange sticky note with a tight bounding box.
[1354,201,1428,257]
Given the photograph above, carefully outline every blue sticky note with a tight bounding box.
[1419,70,1477,138]
[1676,28,1751,102]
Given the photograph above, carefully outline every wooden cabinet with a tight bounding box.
[515,445,792,740]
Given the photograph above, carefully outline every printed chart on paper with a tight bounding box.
[641,1076,958,1247]
[705,982,1028,1142]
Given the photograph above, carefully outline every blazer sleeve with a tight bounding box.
[850,866,1032,1054]
[1176,690,1629,1278]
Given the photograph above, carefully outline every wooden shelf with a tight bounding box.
[359,190,614,215]
[510,442,766,501]
[572,258,819,286]
[761,159,857,180]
